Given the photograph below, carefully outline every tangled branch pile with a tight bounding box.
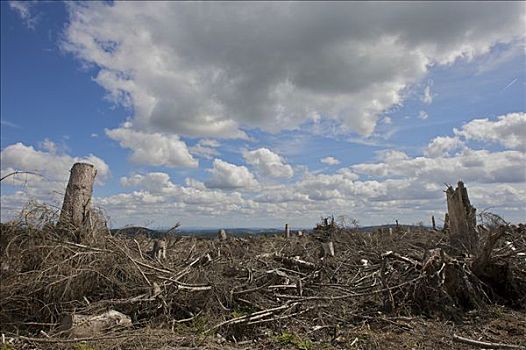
[1,203,525,349]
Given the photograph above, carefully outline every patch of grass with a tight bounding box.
[275,330,312,350]
[73,344,97,350]
[191,315,208,335]
[0,345,16,350]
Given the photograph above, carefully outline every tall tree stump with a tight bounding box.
[446,181,478,255]
[285,223,290,238]
[58,163,97,235]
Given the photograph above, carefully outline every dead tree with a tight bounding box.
[446,181,478,255]
[432,215,436,230]
[58,163,97,242]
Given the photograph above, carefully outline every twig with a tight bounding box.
[452,334,525,349]
[205,302,299,333]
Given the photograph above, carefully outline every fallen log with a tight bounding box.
[58,310,132,338]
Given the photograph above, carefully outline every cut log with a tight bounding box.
[446,181,478,255]
[58,163,97,232]
[58,310,132,338]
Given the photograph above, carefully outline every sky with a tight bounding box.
[1,1,525,229]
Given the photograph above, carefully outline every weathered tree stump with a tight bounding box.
[59,310,132,338]
[218,229,227,240]
[59,163,97,228]
[58,163,97,242]
[152,239,167,260]
[432,215,436,230]
[446,181,478,255]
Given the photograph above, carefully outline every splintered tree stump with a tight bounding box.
[59,163,97,231]
[446,181,478,255]
[285,223,290,238]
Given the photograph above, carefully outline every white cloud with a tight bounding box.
[454,112,526,150]
[206,159,258,189]
[418,110,429,120]
[320,156,340,166]
[189,139,221,160]
[62,2,524,138]
[1,142,110,184]
[421,85,433,104]
[243,148,293,178]
[105,127,198,168]
[375,149,409,162]
[352,148,525,185]
[0,142,111,221]
[381,116,392,125]
[424,136,465,157]
[9,1,38,29]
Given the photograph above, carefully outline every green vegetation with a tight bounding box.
[275,330,312,350]
[73,344,97,350]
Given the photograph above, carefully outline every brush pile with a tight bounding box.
[0,204,525,349]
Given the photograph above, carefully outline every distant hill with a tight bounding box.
[110,224,432,238]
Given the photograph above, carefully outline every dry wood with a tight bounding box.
[58,310,132,338]
[446,181,478,255]
[452,334,525,349]
[58,163,97,239]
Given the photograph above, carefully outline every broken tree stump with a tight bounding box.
[443,213,450,232]
[58,163,97,242]
[59,310,132,338]
[432,215,436,230]
[446,181,478,255]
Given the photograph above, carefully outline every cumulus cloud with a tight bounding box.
[352,149,525,184]
[206,159,258,189]
[1,142,110,184]
[106,127,198,168]
[454,112,526,150]
[62,2,524,138]
[189,139,221,160]
[0,142,111,221]
[424,136,465,157]
[320,156,341,166]
[243,148,293,178]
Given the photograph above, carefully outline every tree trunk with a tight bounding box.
[58,163,97,232]
[446,181,478,255]
[285,223,290,238]
[432,215,436,230]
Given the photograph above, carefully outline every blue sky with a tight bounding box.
[1,1,525,228]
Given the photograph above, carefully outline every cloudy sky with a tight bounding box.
[1,1,525,229]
